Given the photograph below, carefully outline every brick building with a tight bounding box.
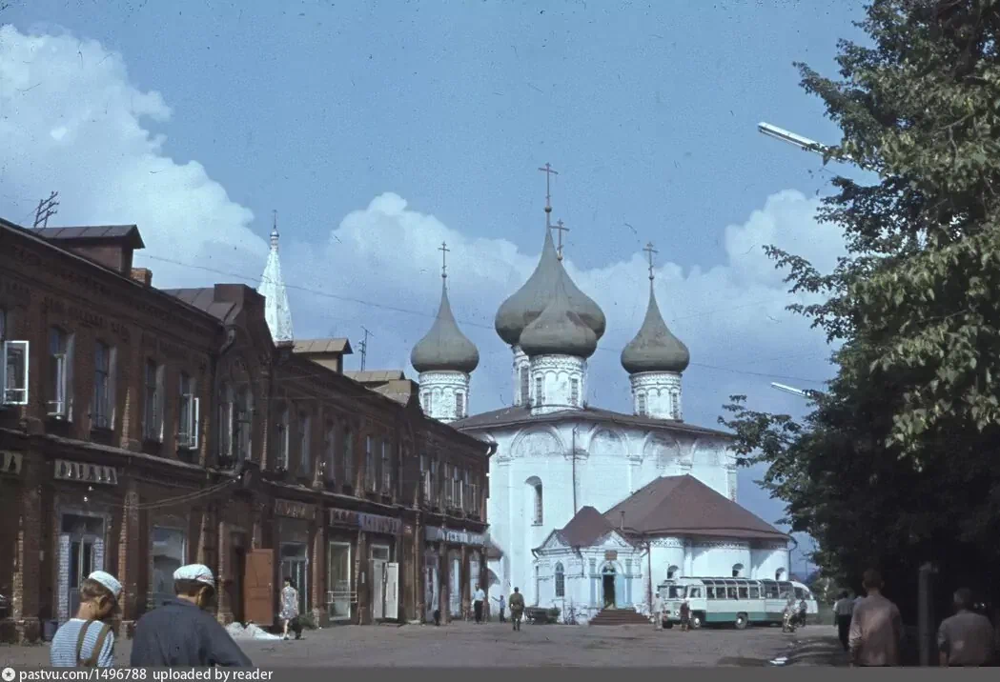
[0,218,491,643]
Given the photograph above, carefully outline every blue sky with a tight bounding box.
[1,0,870,573]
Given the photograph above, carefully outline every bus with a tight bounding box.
[657,577,818,629]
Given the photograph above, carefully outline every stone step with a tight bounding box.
[588,609,651,626]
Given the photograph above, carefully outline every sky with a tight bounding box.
[0,0,872,574]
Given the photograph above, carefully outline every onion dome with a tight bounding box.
[494,229,606,345]
[519,278,597,359]
[621,282,690,374]
[411,280,480,373]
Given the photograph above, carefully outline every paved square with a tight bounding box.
[2,622,817,667]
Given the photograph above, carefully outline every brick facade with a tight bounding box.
[0,218,490,643]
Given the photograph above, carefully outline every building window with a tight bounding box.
[534,375,543,406]
[429,458,439,506]
[299,412,311,476]
[732,563,744,578]
[533,483,543,525]
[570,378,579,406]
[235,388,252,461]
[670,390,679,418]
[92,342,113,429]
[420,455,430,503]
[453,466,462,509]
[775,568,786,581]
[48,326,73,419]
[637,392,647,417]
[519,366,529,406]
[381,439,392,493]
[343,427,354,485]
[365,436,376,491]
[462,469,471,512]
[143,360,163,441]
[178,373,199,449]
[554,562,565,597]
[1,311,28,406]
[277,407,290,469]
[443,463,453,507]
[455,392,465,419]
[324,421,336,482]
[667,565,678,580]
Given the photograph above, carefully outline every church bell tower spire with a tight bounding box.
[258,210,295,344]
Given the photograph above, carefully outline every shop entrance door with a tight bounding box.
[370,545,390,620]
[327,542,352,621]
[424,553,439,622]
[280,543,308,616]
[449,554,462,618]
[62,514,104,619]
[244,549,274,627]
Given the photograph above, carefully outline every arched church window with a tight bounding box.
[667,565,678,580]
[554,562,565,597]
[732,563,744,578]
[533,484,543,525]
[519,367,529,406]
[637,392,647,417]
[775,568,786,581]
[534,376,544,406]
[670,391,679,419]
[570,378,579,406]
[455,392,465,419]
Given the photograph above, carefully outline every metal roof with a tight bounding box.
[344,370,406,383]
[34,225,145,248]
[294,338,354,355]
[161,288,237,322]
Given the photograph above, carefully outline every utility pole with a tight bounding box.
[359,326,373,371]
[34,191,60,228]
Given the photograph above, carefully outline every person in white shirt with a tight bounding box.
[833,591,855,651]
[50,571,122,667]
[473,585,486,623]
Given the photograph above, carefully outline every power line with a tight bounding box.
[143,253,829,384]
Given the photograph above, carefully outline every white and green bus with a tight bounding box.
[658,577,818,629]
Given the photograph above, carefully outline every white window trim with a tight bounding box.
[2,340,30,406]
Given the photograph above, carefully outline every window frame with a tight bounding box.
[554,562,565,598]
[177,373,199,450]
[143,359,163,441]
[47,326,73,419]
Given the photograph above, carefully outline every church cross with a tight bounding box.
[538,163,559,224]
[552,219,570,261]
[643,242,658,280]
[439,241,450,279]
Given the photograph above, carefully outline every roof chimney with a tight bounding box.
[619,510,625,532]
[131,268,153,287]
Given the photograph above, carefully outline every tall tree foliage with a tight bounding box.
[719,0,1000,617]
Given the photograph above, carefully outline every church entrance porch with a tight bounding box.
[602,565,616,608]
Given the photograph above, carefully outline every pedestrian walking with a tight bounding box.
[493,594,506,623]
[509,587,525,631]
[848,569,902,667]
[280,577,301,640]
[937,588,996,667]
[679,599,691,631]
[473,585,486,624]
[652,593,662,630]
[130,564,252,667]
[833,591,855,651]
[797,597,808,627]
[50,571,122,668]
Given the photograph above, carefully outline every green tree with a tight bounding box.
[719,0,1000,619]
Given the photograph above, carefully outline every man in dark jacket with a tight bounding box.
[131,564,251,667]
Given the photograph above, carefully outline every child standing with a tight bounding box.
[50,571,122,667]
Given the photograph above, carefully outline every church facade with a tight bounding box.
[408,168,791,622]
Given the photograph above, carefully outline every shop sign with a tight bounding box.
[328,508,360,529]
[327,508,401,535]
[1,451,22,476]
[54,459,118,485]
[425,526,485,546]
[274,498,315,520]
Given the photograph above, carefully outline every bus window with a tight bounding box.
[765,583,779,599]
[779,582,792,598]
[668,586,684,599]
[689,587,702,599]
[738,585,749,599]
[749,586,760,599]
[706,586,715,599]
[794,587,805,600]
[727,586,737,599]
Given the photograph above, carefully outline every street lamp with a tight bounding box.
[770,382,810,397]
[757,122,828,156]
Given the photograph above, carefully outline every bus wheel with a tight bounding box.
[691,614,703,629]
[735,614,748,630]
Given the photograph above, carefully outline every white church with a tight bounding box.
[410,170,792,624]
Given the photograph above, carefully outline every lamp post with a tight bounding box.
[757,122,828,156]
[770,382,810,397]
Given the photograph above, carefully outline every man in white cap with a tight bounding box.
[50,570,122,667]
[131,563,251,667]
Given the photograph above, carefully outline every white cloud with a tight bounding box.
[1,25,844,533]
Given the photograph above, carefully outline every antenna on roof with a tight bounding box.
[359,326,374,371]
[34,191,59,229]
